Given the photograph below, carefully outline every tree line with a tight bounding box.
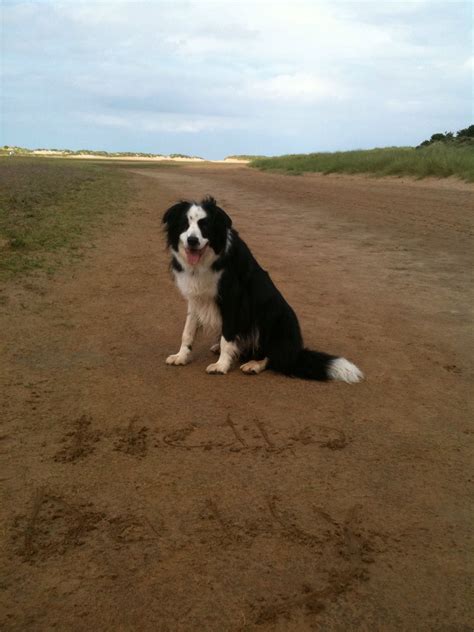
[418,124,474,147]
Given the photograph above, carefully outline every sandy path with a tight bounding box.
[1,165,473,631]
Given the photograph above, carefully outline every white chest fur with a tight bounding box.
[174,267,222,331]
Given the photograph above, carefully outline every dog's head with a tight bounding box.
[162,196,232,267]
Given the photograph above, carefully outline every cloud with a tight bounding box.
[463,56,474,70]
[241,73,348,103]
[79,111,249,134]
[2,0,472,158]
[386,99,424,113]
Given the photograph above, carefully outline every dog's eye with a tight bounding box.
[198,218,208,230]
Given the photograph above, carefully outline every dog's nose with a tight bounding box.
[187,235,200,248]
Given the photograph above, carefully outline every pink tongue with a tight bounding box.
[186,250,201,265]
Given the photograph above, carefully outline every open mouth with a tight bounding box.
[185,243,208,266]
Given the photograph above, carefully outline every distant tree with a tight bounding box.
[417,125,473,148]
[456,124,474,139]
[430,133,447,142]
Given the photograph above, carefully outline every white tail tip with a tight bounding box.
[328,357,364,383]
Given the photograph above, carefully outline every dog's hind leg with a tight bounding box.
[166,308,199,366]
[240,358,269,375]
[210,340,220,354]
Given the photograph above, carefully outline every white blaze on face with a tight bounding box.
[179,205,209,265]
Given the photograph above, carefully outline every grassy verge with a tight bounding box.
[0,157,133,281]
[225,155,266,160]
[250,143,474,182]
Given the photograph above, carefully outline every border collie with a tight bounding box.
[162,196,363,383]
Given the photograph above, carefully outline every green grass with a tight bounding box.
[225,154,266,160]
[250,143,474,182]
[0,157,132,280]
[77,159,182,169]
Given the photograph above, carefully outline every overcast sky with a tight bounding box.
[1,0,472,158]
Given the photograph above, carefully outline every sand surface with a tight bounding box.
[1,164,473,631]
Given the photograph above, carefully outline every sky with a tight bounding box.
[1,0,473,159]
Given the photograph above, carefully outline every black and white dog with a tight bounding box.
[162,196,363,383]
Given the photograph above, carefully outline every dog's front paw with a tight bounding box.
[206,362,228,375]
[166,352,190,366]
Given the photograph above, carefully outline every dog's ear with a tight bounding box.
[201,196,232,253]
[201,196,232,229]
[162,201,189,225]
[214,203,232,231]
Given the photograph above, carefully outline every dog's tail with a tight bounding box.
[291,348,363,383]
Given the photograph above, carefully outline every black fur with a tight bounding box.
[163,197,360,381]
[170,256,183,273]
[162,201,192,250]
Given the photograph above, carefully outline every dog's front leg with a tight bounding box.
[166,308,199,366]
[206,335,239,375]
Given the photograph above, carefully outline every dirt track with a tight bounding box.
[1,165,473,631]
